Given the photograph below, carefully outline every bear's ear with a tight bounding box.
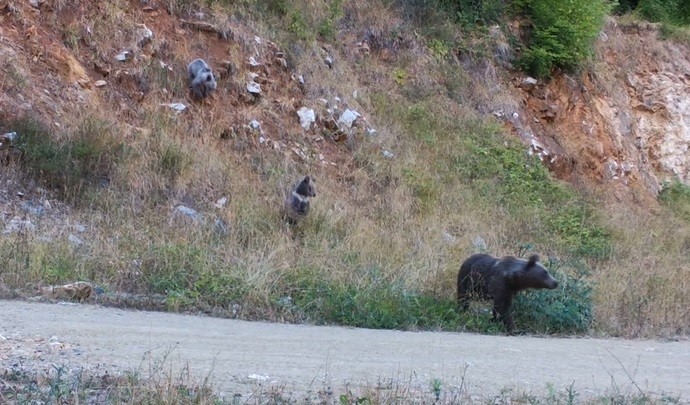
[527,254,539,268]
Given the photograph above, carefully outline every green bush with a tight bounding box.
[635,0,690,25]
[439,0,506,26]
[514,258,594,334]
[515,0,613,77]
[658,180,690,221]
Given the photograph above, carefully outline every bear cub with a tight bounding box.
[284,176,316,224]
[187,59,217,99]
[457,253,558,334]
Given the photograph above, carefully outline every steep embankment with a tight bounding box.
[505,19,690,204]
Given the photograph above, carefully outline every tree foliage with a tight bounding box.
[515,0,613,77]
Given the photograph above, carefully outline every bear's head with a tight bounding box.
[295,176,316,198]
[520,255,558,290]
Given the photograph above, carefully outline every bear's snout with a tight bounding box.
[547,278,559,289]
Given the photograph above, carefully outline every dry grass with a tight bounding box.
[594,206,690,337]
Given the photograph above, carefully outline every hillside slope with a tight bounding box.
[1,0,689,338]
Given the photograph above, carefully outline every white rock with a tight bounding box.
[382,150,394,159]
[163,103,187,112]
[297,107,316,130]
[523,77,538,87]
[95,80,107,87]
[1,131,18,142]
[175,205,203,221]
[3,218,35,235]
[115,50,131,62]
[247,82,262,94]
[249,120,261,130]
[214,197,228,208]
[337,109,360,129]
[68,234,84,246]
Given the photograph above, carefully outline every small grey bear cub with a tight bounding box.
[187,59,217,99]
[284,176,316,224]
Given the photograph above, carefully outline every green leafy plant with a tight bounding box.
[514,258,593,334]
[658,180,690,221]
[515,0,613,77]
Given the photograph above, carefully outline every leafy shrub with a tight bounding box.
[289,271,461,330]
[635,0,690,25]
[549,205,611,259]
[658,180,690,221]
[439,0,506,26]
[514,258,593,334]
[514,0,613,77]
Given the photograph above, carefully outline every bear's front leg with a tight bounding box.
[493,292,516,334]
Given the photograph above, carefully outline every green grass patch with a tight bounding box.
[285,261,593,335]
[288,272,462,331]
[12,116,124,204]
[658,180,690,221]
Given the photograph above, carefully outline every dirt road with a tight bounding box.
[1,300,688,401]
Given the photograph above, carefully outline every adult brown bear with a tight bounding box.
[457,253,558,334]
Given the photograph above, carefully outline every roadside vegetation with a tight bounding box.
[0,0,689,339]
[1,359,679,404]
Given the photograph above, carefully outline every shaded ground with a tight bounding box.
[1,300,688,402]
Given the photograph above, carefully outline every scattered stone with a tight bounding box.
[382,150,394,159]
[442,232,456,244]
[1,131,18,144]
[248,56,261,67]
[20,201,44,216]
[324,55,334,69]
[174,205,203,222]
[68,234,84,246]
[214,218,229,236]
[40,281,95,302]
[162,102,187,112]
[74,224,87,233]
[473,236,487,252]
[115,50,132,62]
[246,82,261,95]
[137,25,154,48]
[520,77,538,91]
[338,109,360,129]
[249,120,261,130]
[3,218,35,235]
[214,197,228,208]
[366,128,377,137]
[94,80,107,87]
[297,107,316,130]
